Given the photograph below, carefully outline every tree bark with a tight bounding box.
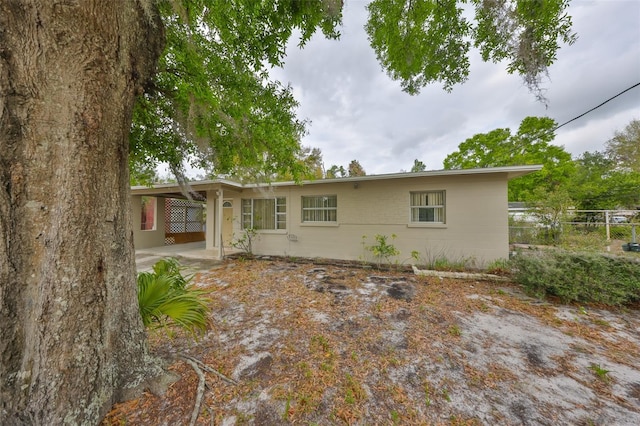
[0,1,165,424]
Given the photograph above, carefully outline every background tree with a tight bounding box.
[348,159,367,177]
[530,186,574,243]
[605,118,640,173]
[326,164,347,178]
[443,116,574,201]
[326,160,366,178]
[410,159,427,172]
[229,146,325,182]
[569,150,640,210]
[568,151,615,210]
[0,1,579,423]
[291,146,325,180]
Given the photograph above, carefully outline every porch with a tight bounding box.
[131,180,243,260]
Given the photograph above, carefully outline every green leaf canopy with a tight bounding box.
[130,0,342,183]
[365,0,575,98]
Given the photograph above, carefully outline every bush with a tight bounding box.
[362,234,400,268]
[231,227,258,256]
[510,250,640,305]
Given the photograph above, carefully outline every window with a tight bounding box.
[140,196,157,231]
[302,195,337,222]
[410,191,445,223]
[242,198,286,230]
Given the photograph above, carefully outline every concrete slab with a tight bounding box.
[135,242,240,273]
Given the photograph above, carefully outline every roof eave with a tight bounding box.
[130,165,543,195]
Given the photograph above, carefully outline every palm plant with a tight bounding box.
[150,256,191,290]
[137,258,210,336]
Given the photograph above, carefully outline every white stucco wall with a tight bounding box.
[131,195,166,249]
[225,173,510,266]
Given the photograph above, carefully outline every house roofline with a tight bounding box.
[131,165,542,195]
[261,164,543,186]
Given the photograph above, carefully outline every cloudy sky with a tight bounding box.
[269,0,640,175]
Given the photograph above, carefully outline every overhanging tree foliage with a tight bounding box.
[135,0,577,181]
[0,1,578,424]
[366,0,576,100]
[130,1,342,184]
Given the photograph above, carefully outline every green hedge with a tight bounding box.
[510,250,640,305]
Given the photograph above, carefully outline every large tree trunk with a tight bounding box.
[0,1,166,424]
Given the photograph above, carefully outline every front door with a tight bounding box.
[222,200,234,246]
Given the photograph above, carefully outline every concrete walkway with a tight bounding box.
[135,242,240,273]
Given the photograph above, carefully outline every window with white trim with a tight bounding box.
[241,197,286,230]
[410,191,445,223]
[302,195,337,222]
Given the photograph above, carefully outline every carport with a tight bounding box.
[131,179,243,260]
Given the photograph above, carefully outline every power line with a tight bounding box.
[552,82,640,133]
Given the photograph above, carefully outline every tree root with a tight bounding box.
[179,354,238,426]
[180,354,238,385]
[182,357,206,426]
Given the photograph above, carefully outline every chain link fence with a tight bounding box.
[509,209,640,253]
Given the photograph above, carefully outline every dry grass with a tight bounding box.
[103,259,640,425]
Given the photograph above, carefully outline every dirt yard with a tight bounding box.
[104,258,640,425]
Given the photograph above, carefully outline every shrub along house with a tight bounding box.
[131,165,541,266]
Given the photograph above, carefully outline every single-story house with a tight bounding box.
[131,165,542,266]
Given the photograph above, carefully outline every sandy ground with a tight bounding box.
[105,258,640,425]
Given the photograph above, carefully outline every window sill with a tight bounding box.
[254,229,288,235]
[300,222,340,227]
[407,222,447,229]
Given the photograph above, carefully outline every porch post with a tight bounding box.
[216,189,224,260]
[205,190,216,251]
